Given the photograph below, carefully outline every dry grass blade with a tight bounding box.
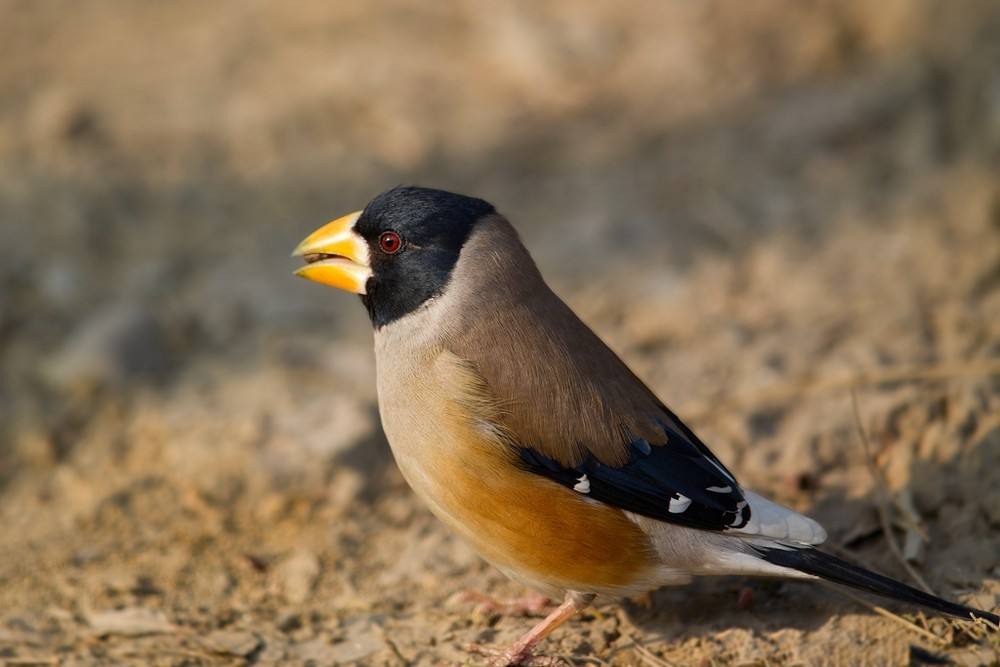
[633,642,678,667]
[832,587,948,646]
[849,388,936,596]
[969,614,1000,634]
[895,489,930,542]
[608,630,679,667]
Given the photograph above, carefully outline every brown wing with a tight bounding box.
[443,215,667,466]
[441,216,750,532]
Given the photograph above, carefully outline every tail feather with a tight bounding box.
[753,546,998,625]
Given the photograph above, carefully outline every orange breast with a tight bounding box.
[378,348,659,593]
[425,427,659,592]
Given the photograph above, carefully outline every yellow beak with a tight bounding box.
[291,211,372,294]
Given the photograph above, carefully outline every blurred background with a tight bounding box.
[1,1,999,665]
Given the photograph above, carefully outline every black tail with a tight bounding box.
[754,546,998,625]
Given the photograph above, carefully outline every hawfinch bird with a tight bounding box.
[293,186,997,665]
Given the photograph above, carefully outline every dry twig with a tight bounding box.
[849,388,936,596]
[633,642,678,667]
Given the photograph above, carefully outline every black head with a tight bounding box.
[354,186,495,328]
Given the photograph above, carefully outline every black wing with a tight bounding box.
[518,415,751,532]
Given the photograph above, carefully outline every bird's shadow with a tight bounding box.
[327,403,401,504]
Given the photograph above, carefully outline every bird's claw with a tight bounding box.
[466,643,565,666]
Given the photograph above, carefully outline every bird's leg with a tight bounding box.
[469,591,595,666]
[450,589,551,616]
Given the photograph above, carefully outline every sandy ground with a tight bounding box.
[1,2,999,665]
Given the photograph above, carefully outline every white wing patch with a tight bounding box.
[668,494,692,513]
[706,485,733,493]
[728,499,749,527]
[573,474,591,494]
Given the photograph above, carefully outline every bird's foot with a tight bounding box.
[449,590,551,616]
[736,586,754,610]
[466,593,589,666]
[466,642,563,666]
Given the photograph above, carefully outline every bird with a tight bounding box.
[292,186,998,665]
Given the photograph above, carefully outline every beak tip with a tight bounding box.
[291,210,369,293]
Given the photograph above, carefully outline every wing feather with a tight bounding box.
[443,217,821,537]
[518,423,751,532]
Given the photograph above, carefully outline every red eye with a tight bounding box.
[378,231,403,254]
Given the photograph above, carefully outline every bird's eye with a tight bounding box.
[378,231,403,254]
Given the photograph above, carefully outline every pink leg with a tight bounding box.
[469,592,594,666]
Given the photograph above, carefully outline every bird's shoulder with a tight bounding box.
[444,217,667,463]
